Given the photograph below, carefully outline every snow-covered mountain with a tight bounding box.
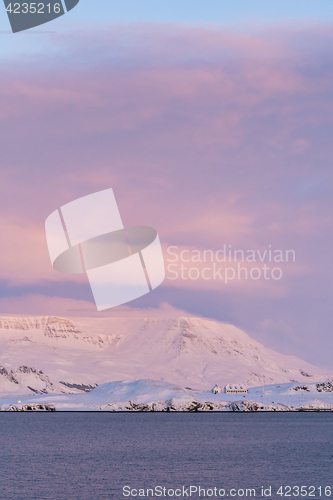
[0,314,330,397]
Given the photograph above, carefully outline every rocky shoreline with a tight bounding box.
[1,379,333,412]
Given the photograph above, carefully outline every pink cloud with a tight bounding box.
[0,295,194,319]
[0,23,332,302]
[0,216,86,286]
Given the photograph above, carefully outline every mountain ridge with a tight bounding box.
[0,314,330,396]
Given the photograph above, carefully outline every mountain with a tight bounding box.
[0,314,330,397]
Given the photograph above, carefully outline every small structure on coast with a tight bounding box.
[224,384,247,394]
[211,384,222,394]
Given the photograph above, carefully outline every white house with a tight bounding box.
[211,384,222,394]
[224,384,247,394]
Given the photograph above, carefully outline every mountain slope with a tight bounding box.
[0,314,330,396]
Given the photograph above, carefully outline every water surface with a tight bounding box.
[0,413,332,499]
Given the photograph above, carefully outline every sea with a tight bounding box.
[0,412,332,500]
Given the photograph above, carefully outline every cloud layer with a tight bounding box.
[1,23,333,365]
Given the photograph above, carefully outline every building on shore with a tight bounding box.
[211,384,222,394]
[224,384,247,394]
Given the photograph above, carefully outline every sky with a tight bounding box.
[2,0,333,27]
[0,2,333,368]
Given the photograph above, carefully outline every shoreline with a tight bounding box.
[1,379,333,412]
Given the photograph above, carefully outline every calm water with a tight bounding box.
[0,413,332,500]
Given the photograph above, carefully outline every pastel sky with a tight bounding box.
[0,4,333,368]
